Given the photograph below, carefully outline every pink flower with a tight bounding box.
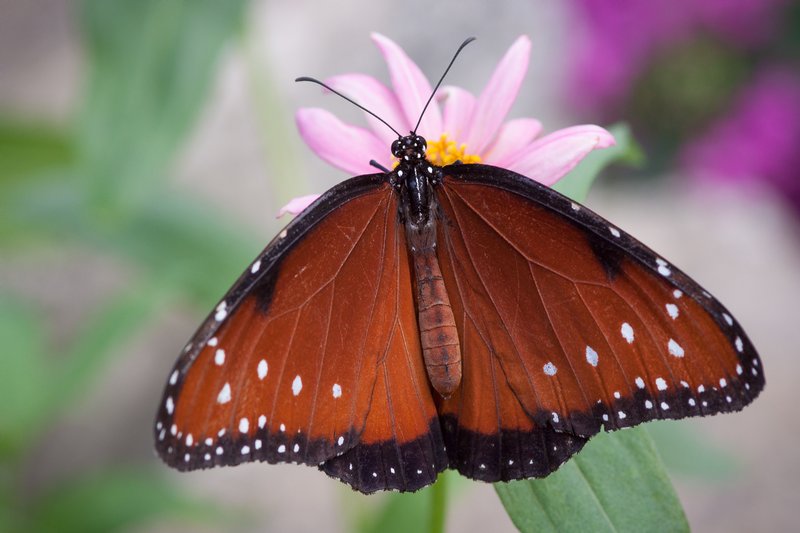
[283,34,615,216]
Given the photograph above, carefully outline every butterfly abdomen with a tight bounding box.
[409,228,462,398]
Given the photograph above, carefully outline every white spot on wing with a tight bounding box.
[292,375,303,396]
[239,418,249,433]
[656,377,668,391]
[621,322,634,343]
[241,445,250,455]
[656,258,671,276]
[543,362,557,376]
[214,349,225,366]
[665,303,679,319]
[661,401,670,410]
[613,391,621,399]
[251,259,261,274]
[332,383,342,398]
[673,289,683,299]
[278,444,286,454]
[207,337,218,347]
[217,382,232,404]
[165,396,174,414]
[552,412,559,423]
[169,370,178,385]
[735,337,744,352]
[618,411,626,419]
[585,346,598,367]
[635,377,645,389]
[723,312,733,326]
[609,226,621,238]
[257,359,268,380]
[719,378,727,388]
[258,415,266,429]
[337,436,344,446]
[214,301,228,321]
[736,364,743,375]
[255,439,262,450]
[668,338,684,358]
[645,400,653,409]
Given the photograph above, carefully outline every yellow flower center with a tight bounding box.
[425,134,482,166]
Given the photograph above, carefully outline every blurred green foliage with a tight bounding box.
[0,2,738,531]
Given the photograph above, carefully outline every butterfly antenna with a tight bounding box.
[413,37,476,134]
[296,76,402,138]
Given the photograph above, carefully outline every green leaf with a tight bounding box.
[77,0,248,210]
[29,469,235,533]
[552,123,644,201]
[495,429,689,533]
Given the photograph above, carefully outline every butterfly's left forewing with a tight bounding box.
[434,164,764,481]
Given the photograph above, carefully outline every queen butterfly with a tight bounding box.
[154,38,763,494]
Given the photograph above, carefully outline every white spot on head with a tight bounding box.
[215,301,228,321]
[719,378,727,388]
[722,313,733,326]
[337,436,344,446]
[186,434,193,446]
[689,398,696,406]
[656,377,668,391]
[543,362,557,376]
[214,349,225,366]
[613,391,621,399]
[205,437,212,446]
[251,259,261,274]
[332,383,342,398]
[585,346,598,367]
[665,303,679,320]
[618,411,626,419]
[427,166,433,173]
[668,338,684,358]
[239,418,249,433]
[257,359,268,380]
[293,443,300,453]
[292,375,303,396]
[397,170,403,177]
[166,396,174,415]
[635,377,645,389]
[552,412,559,423]
[645,400,653,409]
[609,226,621,238]
[241,445,250,455]
[735,337,744,352]
[673,289,683,299]
[169,370,178,386]
[258,415,266,429]
[698,385,706,393]
[207,337,218,347]
[278,444,286,454]
[736,364,743,375]
[255,439,262,450]
[661,401,670,410]
[621,322,634,343]
[217,382,232,404]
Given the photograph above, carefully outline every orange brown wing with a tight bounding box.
[434,164,764,482]
[154,174,446,493]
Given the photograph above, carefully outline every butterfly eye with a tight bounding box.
[391,139,402,157]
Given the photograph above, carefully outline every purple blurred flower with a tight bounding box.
[281,33,615,216]
[682,67,800,214]
[568,0,788,112]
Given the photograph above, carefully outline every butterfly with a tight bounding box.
[154,38,763,494]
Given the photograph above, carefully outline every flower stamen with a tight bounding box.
[425,134,482,166]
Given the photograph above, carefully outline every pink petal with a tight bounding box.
[507,125,616,185]
[371,33,442,138]
[277,194,321,218]
[465,36,531,154]
[440,86,476,142]
[325,73,408,146]
[481,118,543,166]
[296,108,388,175]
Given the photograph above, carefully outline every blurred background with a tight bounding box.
[1,0,798,531]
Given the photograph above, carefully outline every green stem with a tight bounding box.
[428,472,448,533]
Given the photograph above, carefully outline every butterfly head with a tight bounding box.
[392,134,427,164]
